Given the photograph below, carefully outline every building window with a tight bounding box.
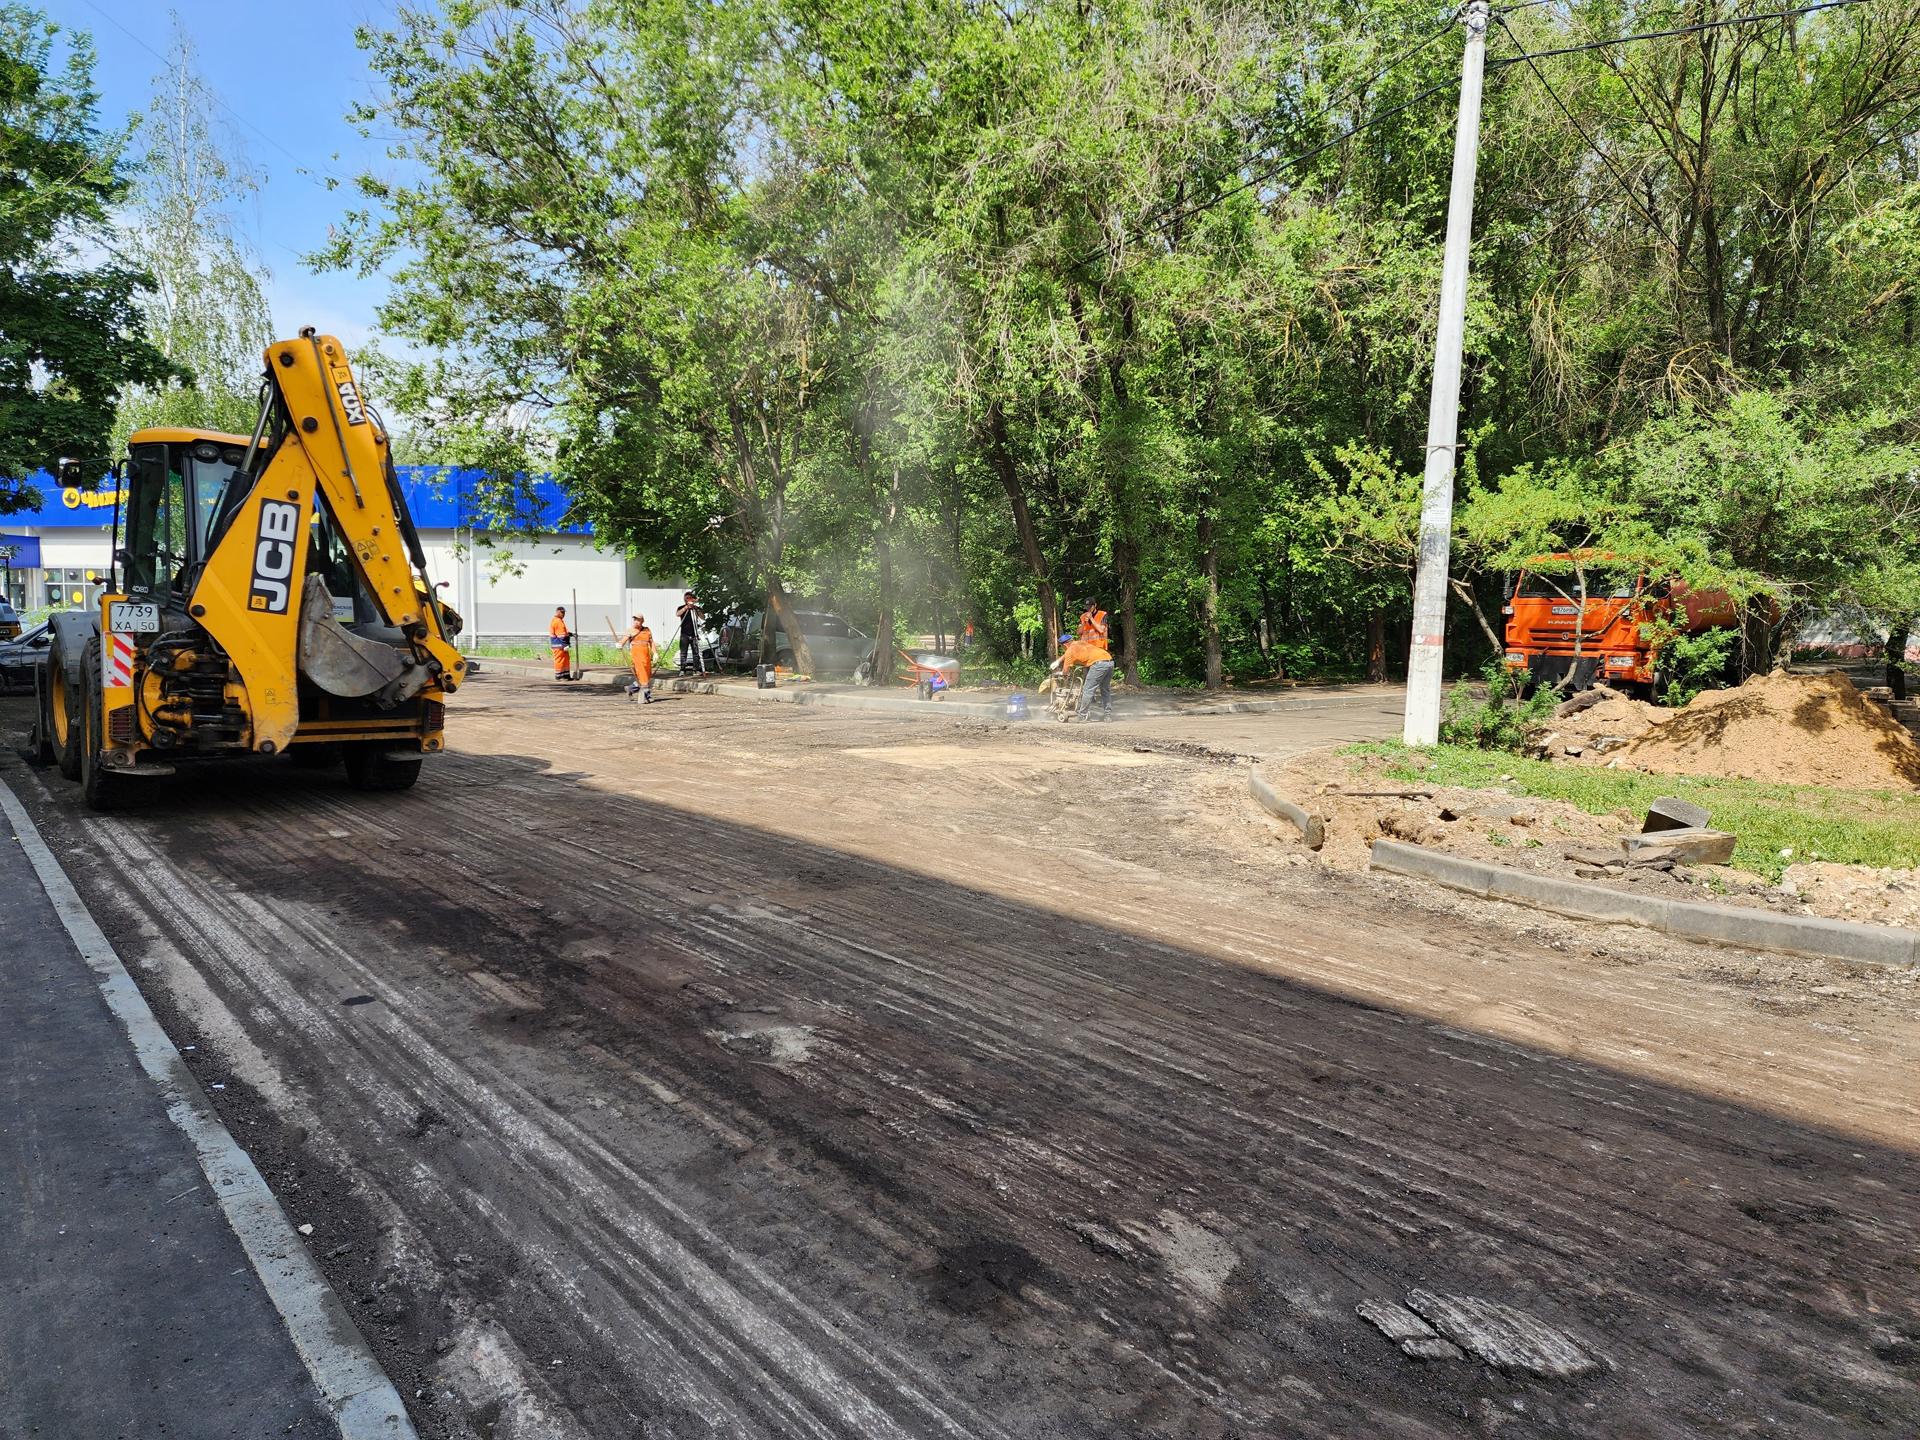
[44,567,93,609]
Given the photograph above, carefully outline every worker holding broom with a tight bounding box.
[550,606,574,682]
[617,614,655,704]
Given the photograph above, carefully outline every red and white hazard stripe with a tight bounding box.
[103,632,135,690]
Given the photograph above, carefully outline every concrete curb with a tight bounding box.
[1249,766,1326,849]
[708,681,1013,721]
[477,655,1391,719]
[0,775,418,1437]
[1368,839,1920,967]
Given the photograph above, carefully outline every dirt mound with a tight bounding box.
[1569,692,1662,740]
[1624,670,1920,790]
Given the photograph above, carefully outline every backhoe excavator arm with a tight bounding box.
[190,331,466,753]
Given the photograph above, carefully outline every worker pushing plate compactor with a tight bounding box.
[33,329,466,811]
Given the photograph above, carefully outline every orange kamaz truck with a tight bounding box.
[1502,552,1736,699]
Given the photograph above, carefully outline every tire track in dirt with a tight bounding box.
[66,790,1009,1440]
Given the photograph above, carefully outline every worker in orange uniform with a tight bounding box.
[617,614,654,703]
[549,606,574,681]
[1065,599,1115,721]
[1077,601,1108,646]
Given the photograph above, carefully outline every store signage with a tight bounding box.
[0,534,40,568]
[62,485,127,511]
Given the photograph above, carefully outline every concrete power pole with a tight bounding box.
[1402,0,1490,746]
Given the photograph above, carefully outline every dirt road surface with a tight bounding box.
[7,673,1919,1439]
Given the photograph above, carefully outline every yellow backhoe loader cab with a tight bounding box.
[34,331,465,810]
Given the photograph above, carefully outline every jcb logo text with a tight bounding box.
[248,500,300,613]
[332,366,368,426]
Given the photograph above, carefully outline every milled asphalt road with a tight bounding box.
[6,677,1918,1439]
[0,813,332,1436]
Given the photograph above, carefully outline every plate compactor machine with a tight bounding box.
[34,330,467,810]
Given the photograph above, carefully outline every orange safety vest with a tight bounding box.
[629,627,654,685]
[1078,608,1107,644]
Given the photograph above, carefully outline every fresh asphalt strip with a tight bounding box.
[0,776,418,1439]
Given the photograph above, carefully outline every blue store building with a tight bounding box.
[0,466,686,645]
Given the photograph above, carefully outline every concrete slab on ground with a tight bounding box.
[0,781,383,1438]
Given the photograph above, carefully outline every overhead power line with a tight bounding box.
[1070,7,1468,271]
[69,0,345,193]
[1492,14,1688,260]
[1490,0,1872,67]
[1071,73,1464,272]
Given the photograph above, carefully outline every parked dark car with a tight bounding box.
[0,620,49,694]
[0,598,20,641]
[723,610,872,675]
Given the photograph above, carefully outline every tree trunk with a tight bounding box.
[1117,535,1140,687]
[1198,510,1221,691]
[1366,609,1388,684]
[1449,577,1503,656]
[873,463,902,680]
[984,402,1059,659]
[1887,622,1910,702]
[765,580,814,673]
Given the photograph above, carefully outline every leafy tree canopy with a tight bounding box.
[0,4,178,512]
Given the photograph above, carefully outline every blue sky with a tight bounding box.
[46,0,409,348]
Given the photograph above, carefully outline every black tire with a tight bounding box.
[46,635,81,780]
[78,645,126,813]
[30,665,54,765]
[288,744,343,770]
[775,648,795,669]
[343,743,422,792]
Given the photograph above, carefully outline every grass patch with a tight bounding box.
[1349,741,1920,881]
[472,640,647,668]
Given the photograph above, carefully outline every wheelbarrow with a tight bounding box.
[899,649,959,699]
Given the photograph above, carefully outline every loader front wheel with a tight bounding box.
[343,743,421,792]
[78,653,126,813]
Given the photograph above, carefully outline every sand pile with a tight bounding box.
[1568,692,1662,739]
[1624,670,1920,790]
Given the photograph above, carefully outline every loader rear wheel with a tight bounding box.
[46,636,81,780]
[31,665,54,765]
[78,650,127,813]
[343,743,421,792]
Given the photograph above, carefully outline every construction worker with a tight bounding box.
[1062,620,1114,722]
[550,606,573,681]
[1077,600,1109,647]
[675,591,705,673]
[617,614,655,703]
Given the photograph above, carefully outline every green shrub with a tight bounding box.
[1654,624,1738,706]
[1439,660,1560,752]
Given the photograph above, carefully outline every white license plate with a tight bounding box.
[109,602,160,634]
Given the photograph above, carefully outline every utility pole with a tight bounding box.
[1403,0,1490,746]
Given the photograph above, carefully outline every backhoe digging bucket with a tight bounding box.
[297,574,427,705]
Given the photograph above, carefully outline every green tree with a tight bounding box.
[0,4,177,510]
[112,18,274,446]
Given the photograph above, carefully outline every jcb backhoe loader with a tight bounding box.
[33,330,466,810]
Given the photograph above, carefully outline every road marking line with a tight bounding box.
[0,774,417,1440]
